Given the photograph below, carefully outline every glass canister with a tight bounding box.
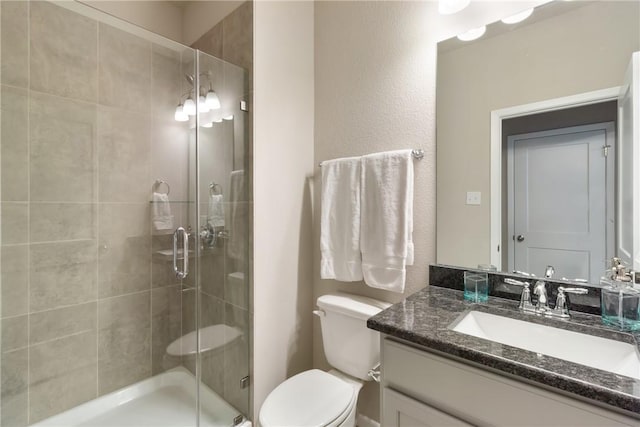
[601,277,640,331]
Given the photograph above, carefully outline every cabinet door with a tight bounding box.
[383,387,472,427]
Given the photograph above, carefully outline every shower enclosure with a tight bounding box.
[0,1,251,426]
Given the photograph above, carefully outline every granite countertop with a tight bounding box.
[367,286,640,416]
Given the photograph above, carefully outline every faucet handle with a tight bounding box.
[504,278,528,287]
[549,286,588,319]
[504,278,536,312]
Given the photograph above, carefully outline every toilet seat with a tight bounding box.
[259,369,357,427]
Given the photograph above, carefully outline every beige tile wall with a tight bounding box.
[0,1,189,425]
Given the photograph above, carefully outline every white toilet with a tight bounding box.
[259,293,391,427]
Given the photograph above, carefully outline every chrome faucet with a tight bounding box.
[506,265,587,318]
[532,265,555,313]
[533,281,550,312]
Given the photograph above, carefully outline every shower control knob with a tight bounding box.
[199,225,216,248]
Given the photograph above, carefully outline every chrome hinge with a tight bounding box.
[603,144,611,157]
[240,100,248,112]
[240,375,250,389]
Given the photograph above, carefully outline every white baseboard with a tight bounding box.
[356,413,380,427]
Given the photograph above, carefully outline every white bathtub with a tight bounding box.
[31,367,249,427]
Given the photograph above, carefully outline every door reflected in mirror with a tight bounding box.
[436,1,640,282]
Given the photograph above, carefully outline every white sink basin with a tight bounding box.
[450,310,640,380]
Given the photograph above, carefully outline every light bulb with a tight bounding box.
[174,104,189,122]
[202,122,213,128]
[223,115,234,121]
[457,25,486,41]
[501,8,534,24]
[212,118,223,123]
[205,90,221,110]
[439,0,470,15]
[183,98,196,116]
[198,95,210,113]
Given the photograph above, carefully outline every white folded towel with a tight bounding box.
[360,150,414,293]
[320,157,363,281]
[152,192,174,231]
[207,194,225,228]
[228,170,247,261]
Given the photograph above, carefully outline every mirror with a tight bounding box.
[436,1,640,283]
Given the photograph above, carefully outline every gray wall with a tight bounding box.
[253,0,315,419]
[313,1,438,421]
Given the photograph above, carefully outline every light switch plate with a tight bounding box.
[466,191,481,205]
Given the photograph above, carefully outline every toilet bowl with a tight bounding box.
[259,293,391,427]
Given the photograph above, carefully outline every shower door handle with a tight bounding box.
[173,227,189,279]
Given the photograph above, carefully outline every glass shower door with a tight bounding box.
[193,50,251,426]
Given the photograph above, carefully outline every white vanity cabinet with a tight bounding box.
[383,387,472,427]
[381,337,640,427]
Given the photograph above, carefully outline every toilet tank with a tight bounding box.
[316,293,392,380]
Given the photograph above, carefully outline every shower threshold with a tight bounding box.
[31,367,247,427]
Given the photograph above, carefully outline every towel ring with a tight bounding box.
[154,179,170,195]
[209,182,222,196]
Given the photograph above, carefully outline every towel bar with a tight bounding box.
[318,148,424,167]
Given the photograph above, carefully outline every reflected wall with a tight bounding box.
[436,1,640,270]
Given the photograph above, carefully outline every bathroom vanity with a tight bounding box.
[368,286,640,426]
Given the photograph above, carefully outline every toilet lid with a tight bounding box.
[259,369,355,427]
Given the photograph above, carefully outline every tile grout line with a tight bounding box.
[26,0,31,423]
[25,328,96,350]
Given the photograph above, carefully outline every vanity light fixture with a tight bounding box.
[457,25,486,41]
[174,104,189,122]
[202,121,213,128]
[183,98,196,116]
[439,0,470,15]
[212,118,223,123]
[174,73,221,122]
[205,89,221,110]
[198,94,210,113]
[501,8,534,24]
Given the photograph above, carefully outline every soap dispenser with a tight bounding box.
[600,257,640,331]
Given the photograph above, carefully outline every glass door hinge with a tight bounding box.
[240,376,250,389]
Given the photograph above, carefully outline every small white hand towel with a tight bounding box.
[152,192,174,231]
[207,194,225,228]
[228,170,247,261]
[360,150,414,293]
[320,157,363,281]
